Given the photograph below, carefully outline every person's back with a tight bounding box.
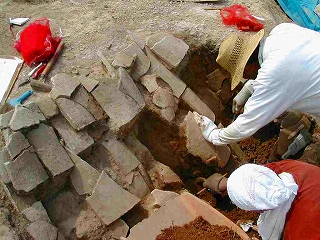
[265,160,320,240]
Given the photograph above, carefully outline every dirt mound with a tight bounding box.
[156,216,242,240]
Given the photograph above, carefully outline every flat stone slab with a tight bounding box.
[127,30,145,50]
[51,115,94,155]
[141,74,159,93]
[22,201,51,223]
[146,48,186,98]
[9,103,45,131]
[92,84,142,130]
[0,111,13,130]
[101,135,140,176]
[6,131,30,159]
[184,112,230,168]
[118,67,145,108]
[79,76,99,92]
[27,123,74,177]
[68,151,100,196]
[152,86,175,109]
[0,150,11,183]
[36,97,59,119]
[146,33,170,49]
[112,52,136,68]
[56,98,95,131]
[181,88,216,122]
[123,43,150,81]
[4,150,49,193]
[87,171,140,226]
[150,35,189,68]
[26,221,58,240]
[51,73,80,100]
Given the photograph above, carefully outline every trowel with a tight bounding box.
[8,90,33,107]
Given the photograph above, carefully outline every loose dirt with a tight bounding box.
[156,216,242,240]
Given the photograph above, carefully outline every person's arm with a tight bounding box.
[203,77,294,145]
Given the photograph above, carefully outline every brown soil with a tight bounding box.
[239,136,277,164]
[156,216,242,240]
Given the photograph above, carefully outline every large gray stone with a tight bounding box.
[51,73,80,100]
[184,112,230,168]
[68,151,100,196]
[118,67,145,107]
[0,111,13,130]
[92,84,142,132]
[87,171,140,225]
[4,150,49,193]
[6,131,30,159]
[145,48,186,98]
[0,150,11,183]
[50,115,94,155]
[56,98,95,131]
[181,88,216,122]
[141,74,159,93]
[100,135,140,176]
[9,103,45,131]
[152,86,175,109]
[26,221,58,240]
[36,97,59,119]
[123,170,150,199]
[27,123,74,177]
[123,43,150,81]
[22,201,51,223]
[146,33,170,50]
[79,76,99,92]
[150,35,189,69]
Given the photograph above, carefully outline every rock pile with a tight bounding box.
[0,32,241,239]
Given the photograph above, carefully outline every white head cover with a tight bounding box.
[227,164,298,240]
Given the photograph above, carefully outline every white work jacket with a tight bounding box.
[216,23,320,145]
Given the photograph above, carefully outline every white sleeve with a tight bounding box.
[216,79,294,145]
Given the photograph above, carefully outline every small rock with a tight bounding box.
[6,131,30,159]
[4,150,49,193]
[0,111,13,130]
[9,103,45,131]
[26,221,58,240]
[86,121,109,141]
[151,189,179,207]
[124,170,150,199]
[152,87,175,109]
[141,74,159,93]
[87,171,140,225]
[36,97,59,119]
[50,115,94,155]
[79,76,99,92]
[160,107,175,122]
[112,52,136,68]
[78,68,90,77]
[0,150,11,183]
[56,98,95,131]
[27,123,74,177]
[181,88,216,122]
[150,35,189,69]
[118,67,145,107]
[51,73,80,100]
[123,43,150,81]
[22,201,51,223]
[206,69,228,92]
[68,151,100,196]
[127,30,145,50]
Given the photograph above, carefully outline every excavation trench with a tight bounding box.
[136,45,281,239]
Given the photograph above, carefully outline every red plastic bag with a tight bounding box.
[14,18,61,65]
[220,5,264,32]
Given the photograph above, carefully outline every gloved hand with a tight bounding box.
[232,80,254,114]
[193,112,221,144]
[203,173,225,194]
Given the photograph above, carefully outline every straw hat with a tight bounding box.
[216,29,265,90]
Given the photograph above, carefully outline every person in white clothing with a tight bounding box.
[199,23,319,157]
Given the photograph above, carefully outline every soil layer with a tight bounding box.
[156,216,242,240]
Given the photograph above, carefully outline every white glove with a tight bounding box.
[232,80,254,114]
[193,112,222,145]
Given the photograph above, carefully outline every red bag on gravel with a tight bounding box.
[14,18,61,65]
[220,5,264,32]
